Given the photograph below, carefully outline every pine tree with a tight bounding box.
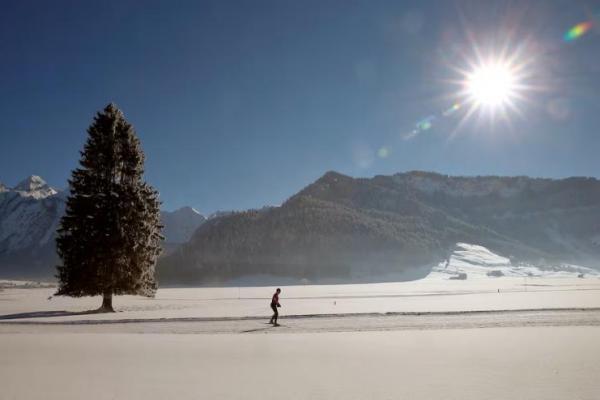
[55,103,163,312]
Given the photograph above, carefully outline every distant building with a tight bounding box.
[450,272,467,280]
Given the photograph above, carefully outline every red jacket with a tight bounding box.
[271,292,280,306]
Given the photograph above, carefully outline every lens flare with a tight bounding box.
[443,103,461,116]
[377,147,390,158]
[398,16,591,144]
[564,21,593,42]
[416,115,436,131]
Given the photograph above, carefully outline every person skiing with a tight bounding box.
[269,288,282,326]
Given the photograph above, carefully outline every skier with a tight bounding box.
[269,288,282,326]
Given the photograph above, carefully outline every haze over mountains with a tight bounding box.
[0,176,206,278]
[158,171,600,284]
[1,171,599,283]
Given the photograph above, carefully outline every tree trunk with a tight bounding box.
[99,291,115,312]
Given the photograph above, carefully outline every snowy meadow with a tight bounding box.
[1,272,600,400]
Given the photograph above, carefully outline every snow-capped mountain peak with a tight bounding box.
[0,176,66,256]
[173,206,202,217]
[1,176,209,275]
[12,175,58,199]
[160,207,207,244]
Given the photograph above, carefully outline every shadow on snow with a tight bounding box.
[0,309,107,320]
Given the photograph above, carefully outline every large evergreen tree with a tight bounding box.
[56,103,162,312]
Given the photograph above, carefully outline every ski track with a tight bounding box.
[2,308,599,335]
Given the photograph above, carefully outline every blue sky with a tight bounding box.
[1,0,599,213]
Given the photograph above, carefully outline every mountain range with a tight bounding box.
[157,171,600,284]
[0,176,206,278]
[2,171,599,283]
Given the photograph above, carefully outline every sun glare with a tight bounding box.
[447,45,537,134]
[466,62,516,107]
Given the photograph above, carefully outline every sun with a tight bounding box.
[448,48,535,131]
[466,62,516,108]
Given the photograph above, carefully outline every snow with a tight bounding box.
[0,175,65,254]
[0,178,205,258]
[1,273,599,399]
[0,189,65,252]
[429,242,600,280]
[0,328,599,400]
[0,279,55,289]
[12,175,58,199]
[207,209,235,219]
[2,275,599,323]
[1,242,598,324]
[453,242,511,266]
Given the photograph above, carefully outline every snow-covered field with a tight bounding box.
[1,278,600,399]
[1,275,600,324]
[2,242,598,324]
[1,327,599,400]
[1,242,599,399]
[0,279,55,289]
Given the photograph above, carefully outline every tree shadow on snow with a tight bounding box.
[0,309,106,320]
